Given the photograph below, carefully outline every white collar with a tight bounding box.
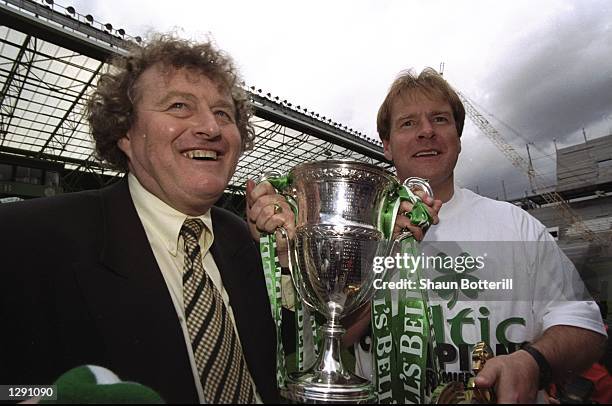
[128,173,214,255]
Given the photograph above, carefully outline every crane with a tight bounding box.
[456,91,604,244]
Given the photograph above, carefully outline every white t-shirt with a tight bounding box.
[355,186,606,386]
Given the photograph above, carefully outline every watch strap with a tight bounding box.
[522,344,553,390]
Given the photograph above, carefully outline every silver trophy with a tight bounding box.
[266,160,431,403]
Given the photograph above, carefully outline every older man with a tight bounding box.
[350,68,606,403]
[0,36,291,403]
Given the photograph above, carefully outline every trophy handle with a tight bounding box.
[257,170,316,310]
[393,230,414,243]
[390,230,415,256]
[257,170,293,193]
[277,226,318,311]
[403,176,434,198]
[257,169,284,184]
[389,177,434,247]
[402,177,434,232]
[257,169,298,224]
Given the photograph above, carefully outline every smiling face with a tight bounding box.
[383,91,461,202]
[117,64,241,215]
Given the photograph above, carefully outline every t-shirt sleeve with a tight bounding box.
[530,221,607,337]
[542,300,607,336]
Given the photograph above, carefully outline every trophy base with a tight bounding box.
[280,373,376,404]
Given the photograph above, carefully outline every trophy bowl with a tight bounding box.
[277,160,400,403]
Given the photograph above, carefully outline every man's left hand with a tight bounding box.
[474,349,540,403]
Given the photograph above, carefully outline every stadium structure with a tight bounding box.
[0,0,391,214]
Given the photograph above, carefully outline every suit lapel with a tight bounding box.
[99,177,162,282]
[75,177,198,402]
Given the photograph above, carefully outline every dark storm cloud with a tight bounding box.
[486,2,612,146]
[455,2,612,199]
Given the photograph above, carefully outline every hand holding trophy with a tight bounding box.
[431,342,496,404]
[259,159,434,403]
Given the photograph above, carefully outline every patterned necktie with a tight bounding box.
[180,218,255,403]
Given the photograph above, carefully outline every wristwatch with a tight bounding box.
[522,344,553,390]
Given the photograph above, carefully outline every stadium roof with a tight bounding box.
[0,0,391,193]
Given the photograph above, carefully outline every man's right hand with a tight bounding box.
[392,189,442,241]
[246,179,295,267]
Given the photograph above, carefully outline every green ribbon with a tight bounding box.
[394,239,432,403]
[295,300,322,371]
[373,184,438,404]
[266,174,292,193]
[258,173,320,388]
[373,185,403,403]
[310,311,322,362]
[295,298,306,371]
[260,233,287,387]
[397,187,432,228]
[372,286,397,403]
[258,173,292,388]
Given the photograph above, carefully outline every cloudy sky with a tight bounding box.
[73,0,612,200]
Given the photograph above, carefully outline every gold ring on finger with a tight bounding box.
[273,203,283,215]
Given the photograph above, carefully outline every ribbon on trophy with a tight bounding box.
[256,172,321,388]
[293,296,323,371]
[259,230,287,387]
[373,178,440,404]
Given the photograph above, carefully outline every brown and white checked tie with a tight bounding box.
[180,218,255,403]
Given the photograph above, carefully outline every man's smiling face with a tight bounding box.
[383,91,461,200]
[118,64,241,215]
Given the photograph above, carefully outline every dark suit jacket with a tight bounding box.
[0,178,278,403]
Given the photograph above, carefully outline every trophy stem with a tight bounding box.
[282,320,376,403]
[312,322,350,382]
